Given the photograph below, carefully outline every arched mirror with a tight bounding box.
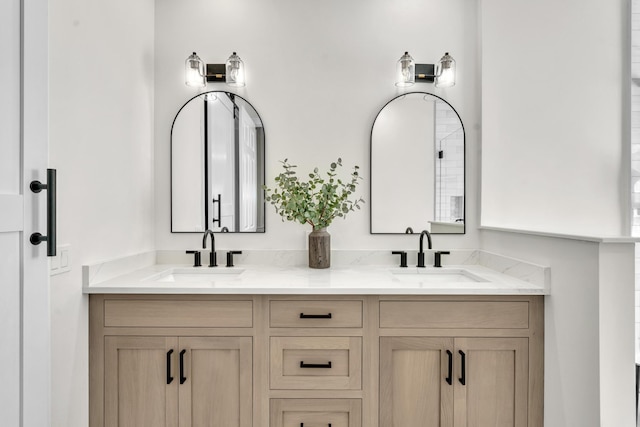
[171,91,265,233]
[370,92,465,234]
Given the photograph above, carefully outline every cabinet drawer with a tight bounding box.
[103,299,253,328]
[270,399,362,427]
[270,337,362,390]
[270,300,362,328]
[379,301,529,329]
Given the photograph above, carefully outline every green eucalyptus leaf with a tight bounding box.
[263,157,364,228]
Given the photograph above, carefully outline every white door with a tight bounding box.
[238,106,257,232]
[208,95,236,231]
[0,0,50,426]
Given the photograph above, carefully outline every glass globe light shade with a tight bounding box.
[185,52,206,88]
[435,52,456,88]
[226,52,245,87]
[395,51,415,87]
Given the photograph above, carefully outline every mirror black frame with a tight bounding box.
[369,91,465,235]
[170,90,266,233]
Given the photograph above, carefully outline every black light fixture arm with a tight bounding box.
[29,168,57,256]
[414,63,436,82]
[205,63,227,82]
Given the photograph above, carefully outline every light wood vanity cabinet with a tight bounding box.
[268,298,365,427]
[378,297,543,427]
[91,296,254,427]
[90,294,543,427]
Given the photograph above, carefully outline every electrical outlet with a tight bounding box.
[50,244,71,276]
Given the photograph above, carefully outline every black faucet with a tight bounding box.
[417,230,432,268]
[434,251,450,268]
[202,229,217,267]
[185,250,201,267]
[392,251,408,267]
[226,251,242,267]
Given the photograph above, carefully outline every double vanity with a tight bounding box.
[85,250,547,427]
[83,86,547,426]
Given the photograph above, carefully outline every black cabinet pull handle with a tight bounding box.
[459,350,466,385]
[212,194,221,227]
[300,361,332,369]
[166,349,174,384]
[299,313,332,319]
[179,349,187,384]
[300,424,331,427]
[445,350,453,385]
[29,168,57,256]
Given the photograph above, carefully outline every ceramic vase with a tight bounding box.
[308,227,330,269]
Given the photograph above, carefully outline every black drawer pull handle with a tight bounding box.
[300,361,332,369]
[445,350,453,385]
[179,349,187,384]
[300,424,331,427]
[166,349,174,384]
[299,313,332,319]
[459,350,466,385]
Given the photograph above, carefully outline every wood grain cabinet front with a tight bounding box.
[270,399,362,427]
[103,335,252,427]
[91,294,543,427]
[270,300,363,328]
[103,299,253,328]
[379,336,529,427]
[378,296,543,427]
[270,336,362,390]
[379,300,529,329]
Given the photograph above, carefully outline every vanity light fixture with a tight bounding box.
[185,52,206,87]
[395,51,456,88]
[184,51,246,88]
[395,52,415,87]
[225,52,245,87]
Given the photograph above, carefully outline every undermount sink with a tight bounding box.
[390,268,488,284]
[149,268,245,283]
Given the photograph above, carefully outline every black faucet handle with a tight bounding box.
[434,251,451,268]
[208,251,218,268]
[391,251,408,268]
[226,251,242,267]
[186,250,202,267]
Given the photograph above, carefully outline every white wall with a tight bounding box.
[479,0,636,424]
[49,0,155,425]
[154,0,481,251]
[480,230,636,426]
[480,0,630,236]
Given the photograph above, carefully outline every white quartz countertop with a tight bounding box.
[82,262,548,295]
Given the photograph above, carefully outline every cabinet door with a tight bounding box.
[380,337,454,427]
[453,338,528,427]
[104,336,178,427]
[178,337,252,427]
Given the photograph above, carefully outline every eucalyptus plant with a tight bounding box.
[264,158,365,230]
